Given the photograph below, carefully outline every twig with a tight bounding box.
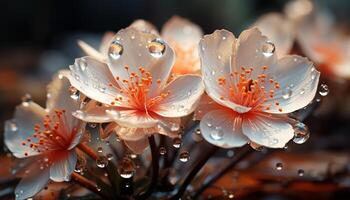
[71,172,111,199]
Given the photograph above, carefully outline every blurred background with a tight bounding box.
[1,0,350,199]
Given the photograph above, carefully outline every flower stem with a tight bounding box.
[170,144,219,200]
[136,135,159,199]
[192,145,253,199]
[78,143,98,160]
[71,172,112,199]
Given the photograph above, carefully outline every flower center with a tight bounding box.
[109,66,170,113]
[21,109,77,157]
[217,66,283,113]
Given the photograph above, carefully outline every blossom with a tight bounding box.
[78,16,202,75]
[4,74,83,200]
[65,27,204,153]
[197,28,320,149]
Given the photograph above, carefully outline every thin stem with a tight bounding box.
[78,143,98,160]
[71,172,111,199]
[170,145,219,200]
[192,146,253,199]
[137,135,159,199]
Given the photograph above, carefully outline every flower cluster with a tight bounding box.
[4,13,321,200]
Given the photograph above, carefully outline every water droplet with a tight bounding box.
[172,137,182,148]
[282,88,292,99]
[211,70,216,76]
[129,154,137,159]
[58,73,64,79]
[319,84,329,96]
[89,123,97,129]
[299,88,305,95]
[293,122,310,144]
[210,127,223,140]
[170,122,180,131]
[96,185,101,191]
[96,156,108,168]
[79,59,87,71]
[228,193,235,199]
[118,157,135,179]
[250,142,264,151]
[148,38,166,58]
[276,162,283,170]
[108,40,123,60]
[227,150,234,157]
[99,87,107,93]
[262,41,275,57]
[107,153,114,161]
[222,36,227,40]
[159,147,167,155]
[298,169,305,177]
[179,151,190,163]
[97,147,103,153]
[21,94,32,107]
[9,122,18,132]
[69,86,79,100]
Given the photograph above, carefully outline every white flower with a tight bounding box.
[4,73,83,200]
[65,27,204,153]
[197,28,320,149]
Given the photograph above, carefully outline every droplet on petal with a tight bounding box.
[172,137,182,148]
[179,151,190,163]
[276,162,283,170]
[282,88,292,99]
[293,122,310,144]
[261,41,275,57]
[69,86,80,100]
[96,156,109,168]
[118,157,135,179]
[210,127,223,141]
[148,38,166,58]
[319,84,329,96]
[108,40,123,60]
[21,94,32,107]
[9,122,18,132]
[298,169,305,177]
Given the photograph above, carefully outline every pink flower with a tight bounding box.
[197,28,320,149]
[4,74,83,200]
[65,27,204,153]
[78,16,202,75]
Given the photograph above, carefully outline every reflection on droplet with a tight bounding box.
[9,122,18,132]
[262,41,275,57]
[210,127,223,140]
[172,137,182,148]
[276,162,283,170]
[21,94,32,107]
[319,84,329,96]
[298,169,305,177]
[293,122,310,144]
[96,156,108,168]
[108,41,123,60]
[118,157,135,179]
[179,151,189,163]
[159,147,167,155]
[148,38,166,58]
[69,86,79,100]
[97,147,103,153]
[282,88,292,99]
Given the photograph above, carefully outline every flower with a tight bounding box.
[65,27,204,153]
[4,74,83,200]
[78,16,203,75]
[197,28,320,149]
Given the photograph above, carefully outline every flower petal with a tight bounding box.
[4,102,46,158]
[161,16,203,51]
[107,28,175,97]
[115,126,147,141]
[73,102,114,123]
[253,13,294,57]
[99,31,116,56]
[108,109,159,128]
[265,55,320,114]
[233,27,278,77]
[200,109,248,148]
[199,30,251,112]
[66,56,124,106]
[242,114,294,148]
[129,19,159,35]
[50,150,77,182]
[124,137,149,154]
[153,75,204,117]
[15,164,50,200]
[194,94,226,120]
[77,40,105,61]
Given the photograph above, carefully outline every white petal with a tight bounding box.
[115,126,147,141]
[265,55,320,114]
[233,27,278,77]
[129,19,159,35]
[154,115,181,138]
[199,30,251,112]
[107,27,175,97]
[68,130,83,150]
[15,164,50,200]
[242,114,294,148]
[200,109,248,148]
[4,102,46,158]
[153,75,204,117]
[253,13,294,57]
[161,16,203,51]
[73,102,114,123]
[66,56,123,106]
[50,150,77,182]
[108,109,158,128]
[194,94,225,120]
[77,40,105,61]
[124,137,149,154]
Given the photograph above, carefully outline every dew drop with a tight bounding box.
[97,147,103,153]
[298,169,305,177]
[69,86,79,100]
[159,147,167,155]
[179,151,190,163]
[319,84,329,96]
[96,156,108,168]
[118,157,135,179]
[276,162,283,170]
[107,153,114,161]
[148,38,166,58]
[99,87,107,93]
[172,137,182,148]
[262,41,275,57]
[282,88,292,99]
[79,59,87,71]
[21,94,32,107]
[96,185,101,191]
[89,123,97,129]
[210,127,223,140]
[10,122,18,132]
[129,154,137,159]
[293,122,310,144]
[299,88,305,95]
[108,40,123,60]
[227,150,234,157]
[228,193,235,199]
